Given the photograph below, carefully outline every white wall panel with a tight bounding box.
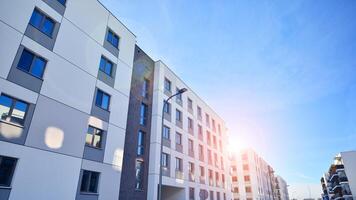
[0,141,81,200]
[0,79,38,104]
[113,59,133,97]
[103,124,125,168]
[0,22,22,79]
[64,0,109,45]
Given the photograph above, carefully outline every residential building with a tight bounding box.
[230,149,283,200]
[0,0,135,199]
[275,175,289,200]
[145,60,232,200]
[320,151,356,200]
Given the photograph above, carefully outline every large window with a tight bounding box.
[0,155,17,187]
[164,78,171,92]
[135,160,144,190]
[99,56,113,76]
[163,126,170,140]
[188,139,194,154]
[85,126,103,148]
[161,153,169,168]
[139,103,148,125]
[163,101,171,114]
[17,48,46,79]
[175,157,182,172]
[141,79,149,98]
[188,98,193,110]
[176,132,182,145]
[244,175,250,182]
[80,170,100,193]
[189,162,194,174]
[95,89,110,110]
[189,187,195,200]
[0,94,28,126]
[205,113,210,127]
[176,88,182,102]
[106,29,119,48]
[137,131,145,156]
[176,109,182,122]
[29,8,55,37]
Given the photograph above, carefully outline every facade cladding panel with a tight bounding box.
[0,0,135,200]
[119,46,155,200]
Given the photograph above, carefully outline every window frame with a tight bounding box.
[17,48,47,79]
[106,29,119,49]
[99,56,113,76]
[95,89,111,111]
[139,103,148,126]
[161,153,169,168]
[29,8,56,37]
[142,78,150,98]
[0,94,29,126]
[0,155,18,187]
[137,130,145,156]
[80,170,100,194]
[164,78,171,92]
[85,126,104,149]
[163,125,170,140]
[135,160,144,190]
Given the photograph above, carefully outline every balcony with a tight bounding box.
[175,170,184,180]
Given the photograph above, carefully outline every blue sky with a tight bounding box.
[100,0,356,198]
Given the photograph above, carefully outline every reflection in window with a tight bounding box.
[0,94,28,126]
[107,29,119,48]
[99,56,113,76]
[137,131,145,156]
[85,126,103,148]
[29,9,55,37]
[135,160,144,190]
[18,49,46,79]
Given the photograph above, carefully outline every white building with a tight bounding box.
[147,61,232,200]
[230,149,280,200]
[275,175,289,200]
[320,151,356,200]
[0,0,135,199]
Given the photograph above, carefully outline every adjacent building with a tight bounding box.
[230,149,287,200]
[320,151,356,200]
[0,0,135,199]
[275,175,289,200]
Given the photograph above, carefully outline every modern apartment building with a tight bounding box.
[320,151,356,200]
[275,175,289,200]
[230,149,282,200]
[0,0,135,199]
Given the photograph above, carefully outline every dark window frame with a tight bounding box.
[80,170,100,194]
[0,155,18,187]
[137,130,145,156]
[85,126,103,149]
[106,29,120,49]
[29,8,56,37]
[95,89,111,111]
[17,48,47,79]
[99,56,113,76]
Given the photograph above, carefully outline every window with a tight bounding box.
[208,149,212,164]
[244,175,250,182]
[198,144,204,160]
[164,78,171,92]
[188,139,194,152]
[214,153,218,167]
[188,98,193,110]
[106,29,119,48]
[99,56,113,76]
[212,119,216,132]
[142,79,149,98]
[205,113,210,127]
[197,106,202,118]
[219,140,223,152]
[189,187,195,200]
[213,135,217,148]
[135,160,144,190]
[163,126,170,140]
[176,109,182,122]
[17,48,46,78]
[218,124,221,135]
[80,170,100,193]
[164,101,171,114]
[85,126,103,148]
[0,94,28,126]
[232,176,238,182]
[176,132,182,145]
[175,157,182,171]
[233,187,239,193]
[207,131,211,145]
[210,191,214,200]
[176,88,182,102]
[139,103,148,125]
[198,125,203,137]
[161,153,169,168]
[189,162,194,174]
[57,0,66,5]
[188,118,193,130]
[200,166,205,177]
[216,192,220,200]
[245,186,252,193]
[29,8,55,37]
[243,164,249,171]
[0,156,17,187]
[137,131,145,156]
[95,89,110,110]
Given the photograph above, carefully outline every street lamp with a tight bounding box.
[158,88,187,200]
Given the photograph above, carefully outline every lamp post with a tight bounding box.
[157,88,187,200]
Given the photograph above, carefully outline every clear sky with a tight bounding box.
[100,0,356,198]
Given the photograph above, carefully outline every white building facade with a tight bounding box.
[321,151,356,200]
[230,149,281,200]
[275,175,289,200]
[147,61,232,200]
[0,0,135,199]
